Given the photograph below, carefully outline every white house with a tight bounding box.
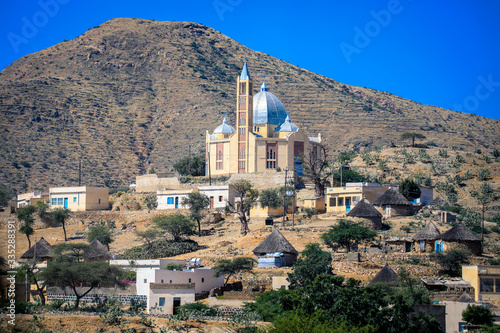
[136,266,224,296]
[147,283,195,315]
[198,185,235,209]
[157,189,194,210]
[109,259,186,296]
[17,192,49,208]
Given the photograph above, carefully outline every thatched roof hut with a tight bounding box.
[369,264,399,286]
[373,188,414,217]
[439,223,482,256]
[426,195,448,210]
[20,237,53,261]
[456,291,475,303]
[412,221,441,252]
[85,238,113,261]
[346,199,383,229]
[253,228,298,267]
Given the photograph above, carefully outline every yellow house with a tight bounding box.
[462,265,500,302]
[49,186,109,211]
[206,59,322,176]
[326,183,388,213]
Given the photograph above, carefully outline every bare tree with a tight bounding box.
[225,180,259,236]
[302,145,332,197]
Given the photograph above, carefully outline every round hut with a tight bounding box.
[439,223,482,256]
[85,238,113,262]
[20,237,53,262]
[373,188,412,217]
[346,198,383,230]
[369,264,399,286]
[252,228,298,268]
[412,221,441,252]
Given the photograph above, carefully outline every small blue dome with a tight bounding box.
[253,81,287,125]
[275,115,299,132]
[213,116,236,134]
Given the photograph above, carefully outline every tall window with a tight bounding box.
[239,96,247,111]
[216,143,223,170]
[266,144,277,169]
[238,161,246,172]
[240,82,246,95]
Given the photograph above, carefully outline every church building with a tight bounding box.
[206,59,322,176]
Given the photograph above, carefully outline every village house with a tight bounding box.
[373,187,414,217]
[438,223,482,256]
[198,184,235,209]
[20,237,53,263]
[369,264,399,286]
[84,238,113,262]
[253,228,298,267]
[49,186,109,211]
[147,283,195,315]
[412,221,441,252]
[345,198,383,230]
[462,265,500,302]
[325,182,388,213]
[17,192,49,208]
[157,189,194,209]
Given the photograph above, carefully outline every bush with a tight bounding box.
[434,249,470,276]
[119,239,199,259]
[477,169,491,181]
[303,207,317,218]
[456,154,466,163]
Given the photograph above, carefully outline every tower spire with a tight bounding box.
[240,56,251,80]
[261,75,268,91]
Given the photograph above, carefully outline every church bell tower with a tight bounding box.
[236,57,253,173]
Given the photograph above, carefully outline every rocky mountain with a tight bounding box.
[1,18,499,192]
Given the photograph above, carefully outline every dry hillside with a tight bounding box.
[0,18,499,193]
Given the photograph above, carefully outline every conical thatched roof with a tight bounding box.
[20,237,53,259]
[373,188,411,206]
[253,228,298,255]
[369,264,399,286]
[412,221,441,241]
[427,195,448,209]
[440,223,481,242]
[85,238,113,259]
[347,199,382,218]
[457,291,475,303]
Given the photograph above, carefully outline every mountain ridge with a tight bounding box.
[0,18,499,192]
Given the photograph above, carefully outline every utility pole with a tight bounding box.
[207,151,212,186]
[78,160,82,186]
[283,168,288,224]
[188,145,191,176]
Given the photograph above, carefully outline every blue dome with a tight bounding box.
[253,81,287,125]
[213,116,236,134]
[275,115,299,132]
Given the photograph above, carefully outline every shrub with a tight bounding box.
[456,154,466,163]
[477,169,491,181]
[438,149,449,158]
[118,239,199,259]
[303,207,317,218]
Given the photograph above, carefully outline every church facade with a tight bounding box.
[206,60,322,176]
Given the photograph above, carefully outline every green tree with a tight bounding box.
[181,192,210,235]
[153,213,196,241]
[41,259,125,309]
[0,183,13,207]
[144,194,158,212]
[134,228,161,248]
[401,132,426,147]
[225,180,259,236]
[214,257,256,285]
[321,219,377,252]
[434,248,470,276]
[51,207,71,241]
[52,242,92,262]
[462,304,494,326]
[287,243,333,289]
[173,155,205,176]
[15,205,36,248]
[35,201,54,226]
[470,183,498,242]
[259,187,293,214]
[399,178,422,202]
[87,225,114,250]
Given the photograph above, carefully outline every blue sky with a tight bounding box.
[1,0,499,120]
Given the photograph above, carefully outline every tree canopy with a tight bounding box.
[173,155,205,176]
[16,205,36,248]
[401,132,426,147]
[144,193,158,212]
[399,178,422,202]
[214,257,256,285]
[87,224,114,250]
[434,248,470,277]
[225,180,259,236]
[51,207,71,241]
[0,183,13,207]
[153,213,196,241]
[181,192,210,235]
[462,304,494,326]
[287,243,333,289]
[321,219,377,252]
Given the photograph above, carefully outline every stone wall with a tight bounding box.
[229,172,286,191]
[136,174,184,192]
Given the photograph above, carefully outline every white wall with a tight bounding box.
[154,267,224,294]
[147,288,195,315]
[157,193,190,209]
[198,185,235,209]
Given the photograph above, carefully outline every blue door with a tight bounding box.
[64,198,68,209]
[345,198,351,211]
[434,241,443,253]
[175,197,179,209]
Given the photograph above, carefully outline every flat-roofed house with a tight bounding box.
[198,185,235,209]
[49,186,108,211]
[157,189,194,210]
[147,283,195,315]
[17,192,49,208]
[326,183,389,213]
